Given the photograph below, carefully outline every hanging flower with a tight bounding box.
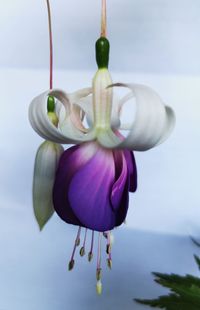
[29,0,175,294]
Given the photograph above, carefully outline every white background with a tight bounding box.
[0,1,200,309]
[0,0,200,74]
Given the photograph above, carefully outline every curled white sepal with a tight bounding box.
[29,89,95,144]
[33,141,64,230]
[97,83,175,151]
[75,94,121,129]
[60,87,92,133]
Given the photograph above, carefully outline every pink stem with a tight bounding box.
[46,0,53,89]
[101,0,107,37]
[83,228,88,248]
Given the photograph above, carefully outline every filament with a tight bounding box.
[83,228,87,248]
[88,230,95,261]
[97,232,102,271]
[69,226,81,264]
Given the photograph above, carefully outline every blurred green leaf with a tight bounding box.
[135,256,200,309]
[194,255,200,271]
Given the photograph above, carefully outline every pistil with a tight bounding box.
[96,232,103,295]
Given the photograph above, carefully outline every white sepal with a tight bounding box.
[76,94,120,129]
[33,141,64,230]
[97,83,175,151]
[29,89,95,144]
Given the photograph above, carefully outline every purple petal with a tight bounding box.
[53,143,99,226]
[53,142,136,232]
[68,146,116,232]
[115,178,129,227]
[124,150,137,192]
[111,151,128,211]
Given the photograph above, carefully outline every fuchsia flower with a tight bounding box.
[29,0,175,294]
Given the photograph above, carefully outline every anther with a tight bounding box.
[80,247,85,256]
[80,228,87,257]
[68,259,75,271]
[103,231,114,245]
[106,231,112,270]
[68,226,81,271]
[106,244,111,255]
[107,258,112,270]
[96,268,102,281]
[76,238,80,247]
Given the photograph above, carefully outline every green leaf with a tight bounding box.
[194,255,200,271]
[135,257,200,309]
[190,237,200,248]
[153,272,200,290]
[136,293,200,310]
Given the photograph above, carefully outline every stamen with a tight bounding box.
[80,228,87,257]
[88,230,94,262]
[101,0,107,37]
[68,226,81,270]
[106,231,112,270]
[96,232,102,294]
[97,232,102,272]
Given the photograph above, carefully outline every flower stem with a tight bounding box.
[101,0,107,37]
[46,0,53,89]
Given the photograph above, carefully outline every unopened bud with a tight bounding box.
[96,280,102,295]
[68,259,75,271]
[47,95,55,112]
[80,247,85,257]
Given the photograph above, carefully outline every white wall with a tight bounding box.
[0,0,200,74]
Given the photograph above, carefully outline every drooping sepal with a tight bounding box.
[97,83,176,151]
[33,140,64,230]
